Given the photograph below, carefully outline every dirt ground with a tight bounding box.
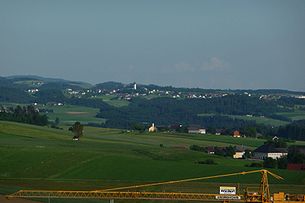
[66,111,89,115]
[0,195,41,203]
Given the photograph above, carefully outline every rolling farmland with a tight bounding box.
[1,121,305,203]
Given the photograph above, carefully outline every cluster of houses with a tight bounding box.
[22,79,305,102]
[205,144,290,160]
[59,82,244,102]
[200,142,305,171]
[147,123,243,137]
[205,142,305,171]
[146,123,305,171]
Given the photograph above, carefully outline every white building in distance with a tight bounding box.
[148,123,157,132]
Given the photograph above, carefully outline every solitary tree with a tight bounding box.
[55,117,60,126]
[69,121,84,140]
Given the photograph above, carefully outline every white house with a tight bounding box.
[233,151,245,159]
[188,125,206,134]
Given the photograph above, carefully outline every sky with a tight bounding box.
[0,0,305,91]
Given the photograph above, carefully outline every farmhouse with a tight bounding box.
[206,146,215,154]
[253,144,288,160]
[233,146,246,159]
[215,129,224,135]
[233,150,245,159]
[232,130,241,137]
[188,125,206,134]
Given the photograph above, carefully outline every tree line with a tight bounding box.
[97,96,283,128]
[0,105,48,126]
[277,120,305,140]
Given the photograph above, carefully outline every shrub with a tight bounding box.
[263,158,277,168]
[189,145,205,152]
[245,162,263,167]
[196,159,217,165]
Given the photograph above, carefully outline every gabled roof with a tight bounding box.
[235,145,246,152]
[206,146,215,152]
[253,144,288,153]
[188,125,205,131]
[233,130,240,134]
[215,129,224,133]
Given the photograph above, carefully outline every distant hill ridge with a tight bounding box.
[2,75,304,94]
[1,75,305,106]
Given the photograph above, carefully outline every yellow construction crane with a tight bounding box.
[6,169,305,203]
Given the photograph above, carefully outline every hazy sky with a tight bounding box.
[1,0,305,90]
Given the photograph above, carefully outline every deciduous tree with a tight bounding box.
[69,121,83,140]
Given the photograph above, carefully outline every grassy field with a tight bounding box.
[43,104,105,125]
[277,110,305,121]
[94,95,129,107]
[0,121,304,203]
[198,113,289,127]
[228,115,289,126]
[13,80,43,87]
[0,103,105,125]
[199,106,305,126]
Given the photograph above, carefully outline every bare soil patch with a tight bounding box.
[66,111,89,115]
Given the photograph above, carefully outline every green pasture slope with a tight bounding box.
[277,110,305,121]
[93,95,129,107]
[0,102,105,125]
[198,113,289,127]
[0,121,305,203]
[227,115,289,126]
[44,104,105,125]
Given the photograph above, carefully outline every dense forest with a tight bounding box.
[0,105,48,126]
[278,120,305,140]
[97,96,285,127]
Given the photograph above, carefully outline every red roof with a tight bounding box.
[287,163,305,171]
[233,130,240,135]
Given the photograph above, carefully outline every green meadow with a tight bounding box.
[0,121,304,202]
[198,113,289,127]
[277,110,305,121]
[93,95,129,107]
[43,104,105,125]
[0,103,106,125]
[198,106,305,127]
[227,115,289,126]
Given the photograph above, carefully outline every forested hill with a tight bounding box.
[1,75,305,140]
[96,96,285,129]
[1,75,305,104]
